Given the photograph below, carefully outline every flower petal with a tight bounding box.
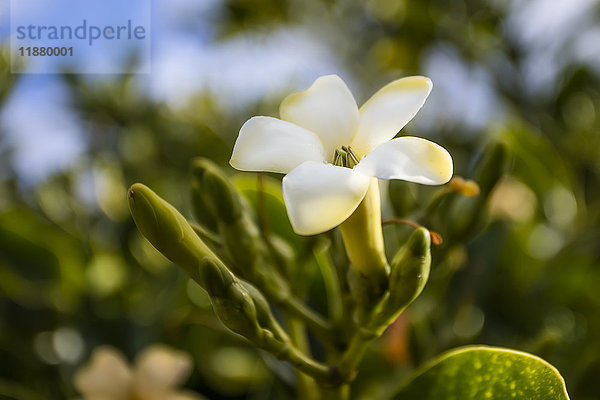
[133,344,193,399]
[282,161,370,235]
[74,347,133,400]
[352,76,433,155]
[230,116,327,174]
[280,75,359,160]
[355,136,453,185]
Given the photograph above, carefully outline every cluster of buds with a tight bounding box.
[128,177,332,384]
[127,158,438,388]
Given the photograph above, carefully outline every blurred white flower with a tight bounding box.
[74,345,204,400]
[230,75,453,235]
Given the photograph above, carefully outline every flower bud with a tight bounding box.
[190,158,262,275]
[191,158,243,224]
[199,256,236,298]
[387,228,431,311]
[371,228,431,331]
[129,184,280,345]
[239,281,288,341]
[199,256,271,342]
[128,183,218,283]
[190,179,219,233]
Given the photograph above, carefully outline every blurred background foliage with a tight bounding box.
[1,0,600,398]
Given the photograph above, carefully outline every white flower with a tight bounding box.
[74,345,205,400]
[230,75,453,235]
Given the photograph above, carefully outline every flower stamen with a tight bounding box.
[333,146,360,168]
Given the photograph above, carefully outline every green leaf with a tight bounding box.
[393,346,570,400]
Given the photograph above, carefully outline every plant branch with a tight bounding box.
[279,295,335,344]
[288,318,320,400]
[313,240,344,325]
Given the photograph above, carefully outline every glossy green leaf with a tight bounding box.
[394,346,570,400]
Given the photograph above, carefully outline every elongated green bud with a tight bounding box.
[388,228,431,310]
[200,258,283,345]
[191,158,243,224]
[190,184,219,233]
[207,276,261,340]
[191,158,262,274]
[190,157,220,232]
[128,184,292,352]
[128,183,218,283]
[239,281,288,341]
[370,228,431,331]
[239,281,273,326]
[199,255,236,298]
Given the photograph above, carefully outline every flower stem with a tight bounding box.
[335,328,378,382]
[279,342,334,383]
[313,240,344,325]
[318,384,350,400]
[288,318,320,400]
[279,295,335,344]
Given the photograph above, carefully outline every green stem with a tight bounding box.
[319,385,350,400]
[335,328,379,382]
[256,173,290,276]
[288,318,320,400]
[280,295,335,344]
[313,240,344,325]
[255,328,334,385]
[279,342,333,383]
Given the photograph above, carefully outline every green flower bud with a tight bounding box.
[239,281,272,325]
[371,228,431,331]
[211,286,262,341]
[191,158,263,275]
[191,158,243,224]
[129,184,282,345]
[388,227,431,310]
[199,256,236,298]
[239,281,288,341]
[128,183,219,283]
[198,256,270,342]
[190,179,219,233]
